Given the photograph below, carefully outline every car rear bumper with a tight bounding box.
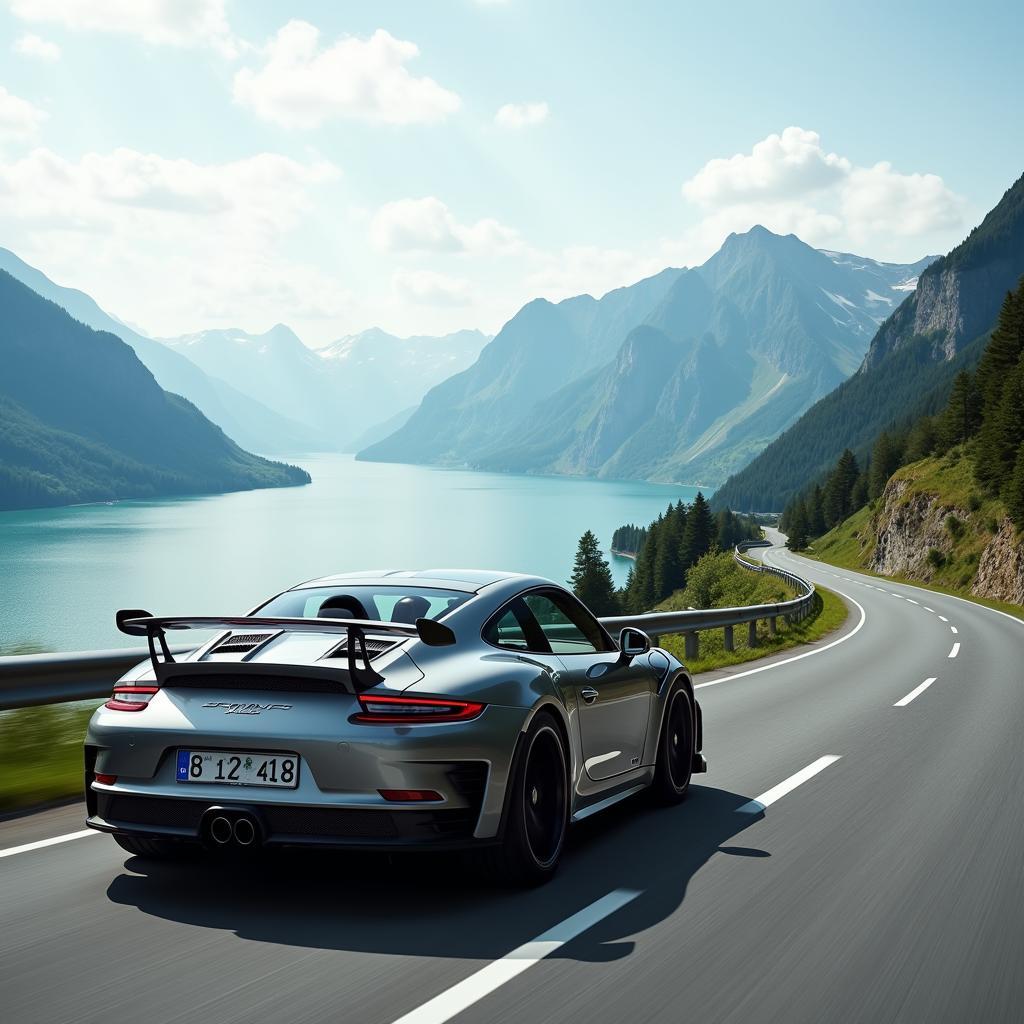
[87,784,498,851]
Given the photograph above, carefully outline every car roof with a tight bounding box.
[291,568,540,594]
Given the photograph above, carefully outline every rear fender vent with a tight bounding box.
[209,632,276,656]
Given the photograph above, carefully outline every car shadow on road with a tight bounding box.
[106,784,765,963]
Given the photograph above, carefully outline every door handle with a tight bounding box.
[581,687,599,705]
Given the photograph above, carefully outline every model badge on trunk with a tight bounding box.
[202,702,292,715]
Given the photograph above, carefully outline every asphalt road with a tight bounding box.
[3,534,1023,1023]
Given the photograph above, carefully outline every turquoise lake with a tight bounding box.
[0,455,698,652]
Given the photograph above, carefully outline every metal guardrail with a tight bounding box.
[599,540,817,660]
[0,541,816,710]
[0,647,191,711]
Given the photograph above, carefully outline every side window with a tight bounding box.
[484,605,530,650]
[523,592,608,655]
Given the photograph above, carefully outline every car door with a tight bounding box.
[522,590,656,781]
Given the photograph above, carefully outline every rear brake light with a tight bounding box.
[94,773,117,785]
[105,685,159,712]
[379,789,443,802]
[353,694,485,724]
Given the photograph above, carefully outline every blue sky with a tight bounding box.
[0,0,1021,345]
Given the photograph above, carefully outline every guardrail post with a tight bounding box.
[723,625,734,652]
[748,620,759,648]
[768,616,777,636]
[684,632,699,661]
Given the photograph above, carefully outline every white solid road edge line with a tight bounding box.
[949,642,961,658]
[389,889,641,1024]
[694,592,867,690]
[894,677,937,707]
[736,755,842,815]
[0,829,97,859]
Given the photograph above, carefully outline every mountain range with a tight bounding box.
[359,229,934,486]
[160,324,488,450]
[0,248,318,455]
[0,272,309,511]
[714,172,1024,512]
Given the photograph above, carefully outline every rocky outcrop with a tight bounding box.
[973,518,1024,603]
[869,478,965,578]
[868,476,1024,601]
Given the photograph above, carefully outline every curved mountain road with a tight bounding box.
[3,536,1023,1023]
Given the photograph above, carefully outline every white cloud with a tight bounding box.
[233,22,460,128]
[369,196,519,255]
[0,145,342,334]
[14,33,61,60]
[841,162,965,240]
[683,127,850,207]
[0,85,47,139]
[393,269,471,306]
[9,0,238,55]
[494,101,549,128]
[680,127,964,261]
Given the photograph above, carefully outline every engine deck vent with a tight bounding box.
[328,636,401,661]
[211,632,275,655]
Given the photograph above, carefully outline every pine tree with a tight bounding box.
[851,471,869,511]
[1007,443,1024,530]
[786,501,809,550]
[937,371,982,450]
[975,286,1024,413]
[824,449,859,527]
[679,492,715,576]
[569,530,619,615]
[653,503,684,599]
[904,416,938,463]
[869,432,903,500]
[808,484,827,537]
[628,513,662,611]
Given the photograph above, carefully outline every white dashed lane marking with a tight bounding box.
[736,756,843,815]
[894,678,937,707]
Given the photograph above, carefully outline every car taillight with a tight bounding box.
[353,694,485,724]
[105,685,159,712]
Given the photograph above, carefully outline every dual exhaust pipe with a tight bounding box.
[205,810,259,848]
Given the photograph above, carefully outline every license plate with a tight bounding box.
[176,749,299,788]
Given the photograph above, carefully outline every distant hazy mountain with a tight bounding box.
[357,268,685,467]
[714,172,1024,512]
[0,248,317,455]
[161,325,489,450]
[320,326,489,442]
[0,272,309,511]
[360,230,933,486]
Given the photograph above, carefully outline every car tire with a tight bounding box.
[481,711,569,887]
[650,685,694,805]
[113,834,189,860]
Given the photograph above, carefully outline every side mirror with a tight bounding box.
[618,626,651,661]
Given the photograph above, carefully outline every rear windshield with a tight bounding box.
[254,586,470,624]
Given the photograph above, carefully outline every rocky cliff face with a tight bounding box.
[868,475,1024,602]
[869,478,966,577]
[973,518,1024,603]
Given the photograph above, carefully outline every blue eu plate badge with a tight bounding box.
[176,750,191,780]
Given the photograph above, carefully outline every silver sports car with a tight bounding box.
[85,569,705,884]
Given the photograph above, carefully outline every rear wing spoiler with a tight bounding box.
[116,610,455,686]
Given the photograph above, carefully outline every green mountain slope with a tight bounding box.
[0,272,309,511]
[0,247,319,454]
[714,172,1024,511]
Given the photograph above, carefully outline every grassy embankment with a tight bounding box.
[655,550,848,674]
[0,643,100,813]
[808,452,1024,624]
